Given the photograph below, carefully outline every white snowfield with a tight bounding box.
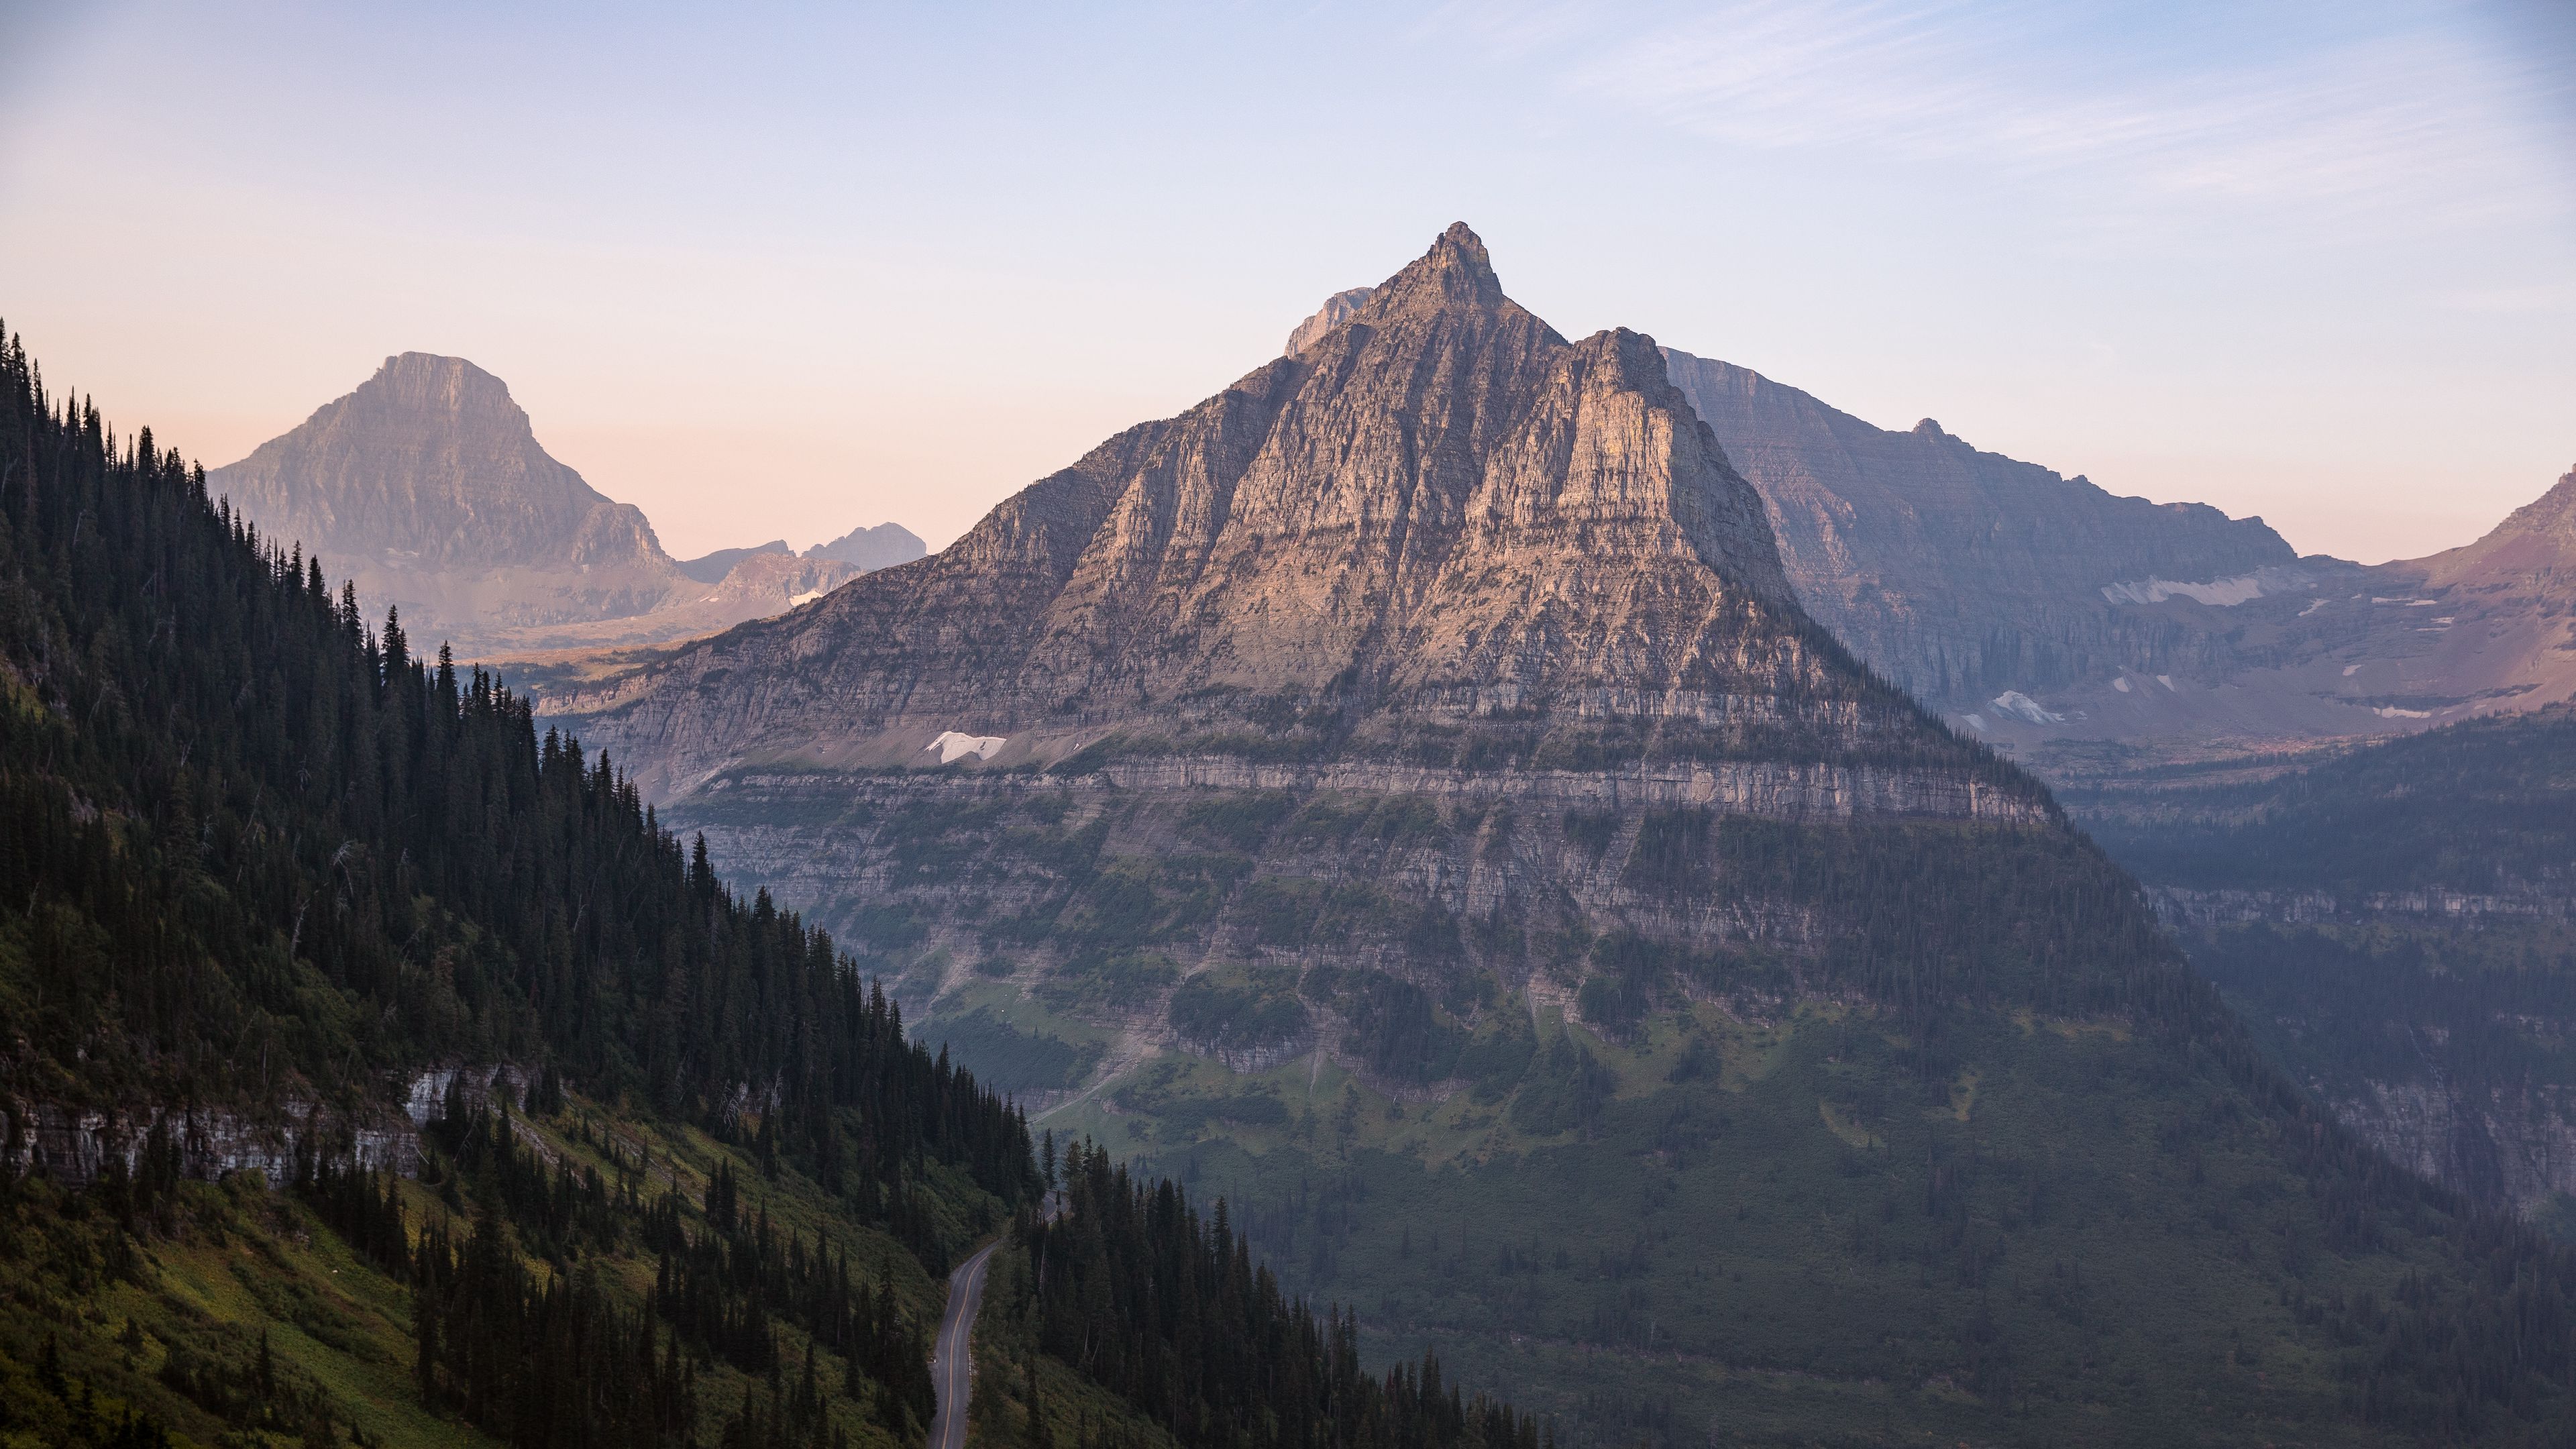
[2098,574,2268,607]
[926,731,1008,765]
[1990,690,2065,726]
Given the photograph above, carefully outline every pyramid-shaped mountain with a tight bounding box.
[550,227,2575,1443]
[566,223,2023,818]
[211,353,870,654]
[215,352,669,573]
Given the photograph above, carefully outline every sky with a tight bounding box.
[0,1,2569,564]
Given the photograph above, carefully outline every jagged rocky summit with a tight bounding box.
[556,222,2023,812]
[552,222,2065,1051]
[211,353,886,655]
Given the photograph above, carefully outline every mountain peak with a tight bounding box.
[364,352,523,425]
[212,352,669,586]
[1356,221,1505,319]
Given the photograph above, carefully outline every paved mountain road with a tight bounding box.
[928,1240,1000,1449]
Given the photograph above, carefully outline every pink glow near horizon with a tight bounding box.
[1,1,2568,564]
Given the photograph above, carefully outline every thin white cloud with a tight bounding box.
[1442,0,2570,235]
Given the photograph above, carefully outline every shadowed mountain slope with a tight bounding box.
[1657,348,2299,704]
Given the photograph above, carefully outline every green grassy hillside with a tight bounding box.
[0,1089,965,1448]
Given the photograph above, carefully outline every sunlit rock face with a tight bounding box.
[544,225,2054,1074]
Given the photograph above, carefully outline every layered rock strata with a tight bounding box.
[553,225,2057,1075]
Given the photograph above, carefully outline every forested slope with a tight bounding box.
[0,329,1537,1449]
[2072,707,2576,1219]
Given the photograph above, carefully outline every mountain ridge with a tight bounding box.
[209,352,929,657]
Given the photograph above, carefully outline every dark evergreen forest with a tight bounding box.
[1018,1137,1552,1449]
[0,329,1566,1448]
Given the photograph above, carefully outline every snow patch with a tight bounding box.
[1990,691,2065,726]
[2343,663,2365,676]
[2100,574,2266,606]
[1960,714,1988,732]
[2374,706,2434,719]
[926,731,1008,765]
[788,589,824,607]
[2298,599,2326,616]
[2156,676,2177,692]
[2111,677,2132,693]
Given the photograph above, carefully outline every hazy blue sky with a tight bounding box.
[2,1,2568,562]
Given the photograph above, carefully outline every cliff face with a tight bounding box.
[1656,350,2298,704]
[552,225,2059,1071]
[2072,704,2576,1219]
[211,353,869,656]
[556,225,1972,798]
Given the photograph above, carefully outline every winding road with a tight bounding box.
[928,1240,1000,1449]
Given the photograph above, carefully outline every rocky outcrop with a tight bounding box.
[1285,287,1374,356]
[1,1065,536,1189]
[2330,1079,2576,1221]
[211,354,877,657]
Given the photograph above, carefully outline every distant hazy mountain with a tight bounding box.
[2003,465,2576,769]
[1658,347,2296,706]
[806,521,926,572]
[676,538,791,583]
[1283,286,1371,356]
[216,352,670,574]
[211,354,872,655]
